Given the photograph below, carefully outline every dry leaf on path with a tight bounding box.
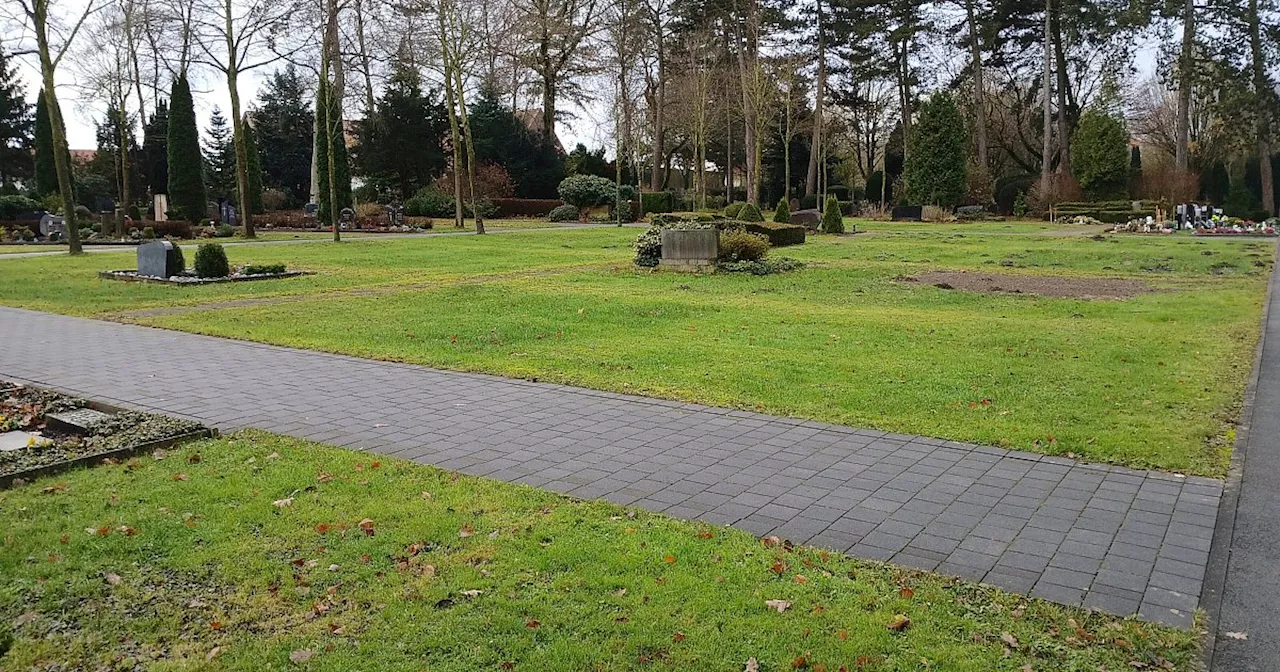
[1225,632,1248,640]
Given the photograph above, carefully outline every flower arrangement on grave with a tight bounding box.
[1194,215,1277,236]
[1110,216,1173,234]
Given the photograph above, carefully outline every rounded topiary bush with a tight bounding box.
[548,204,579,222]
[141,226,156,239]
[557,175,617,221]
[194,242,230,278]
[821,195,845,233]
[719,228,770,262]
[724,202,746,218]
[738,202,764,222]
[773,198,791,223]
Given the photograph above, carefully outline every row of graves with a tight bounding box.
[1107,203,1278,236]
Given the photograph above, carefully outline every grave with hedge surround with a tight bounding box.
[99,241,310,284]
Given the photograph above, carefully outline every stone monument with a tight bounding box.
[137,240,183,278]
[659,229,718,271]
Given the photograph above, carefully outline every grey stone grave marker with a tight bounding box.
[137,240,182,278]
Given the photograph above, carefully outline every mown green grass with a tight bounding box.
[0,431,1199,670]
[0,225,1270,475]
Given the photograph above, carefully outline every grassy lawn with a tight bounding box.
[0,431,1199,670]
[0,224,1269,475]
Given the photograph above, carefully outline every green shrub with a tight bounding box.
[641,191,675,214]
[241,263,286,275]
[903,92,968,207]
[1071,108,1130,201]
[194,243,230,278]
[0,194,41,219]
[821,195,845,233]
[214,223,234,238]
[724,202,746,218]
[718,227,770,262]
[173,245,185,274]
[548,204,579,222]
[738,202,764,222]
[78,227,92,240]
[557,175,617,212]
[772,198,791,223]
[720,257,805,275]
[404,186,455,218]
[141,226,156,239]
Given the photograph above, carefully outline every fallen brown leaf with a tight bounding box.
[887,614,911,631]
[289,649,314,664]
[765,599,791,613]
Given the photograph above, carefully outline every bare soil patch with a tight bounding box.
[901,270,1152,299]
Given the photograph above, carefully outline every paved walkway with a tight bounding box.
[1205,252,1280,669]
[0,307,1219,627]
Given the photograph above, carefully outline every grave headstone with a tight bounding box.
[891,205,923,221]
[137,240,183,278]
[303,202,319,217]
[659,228,718,271]
[339,207,356,229]
[46,408,112,435]
[791,209,821,229]
[38,213,66,237]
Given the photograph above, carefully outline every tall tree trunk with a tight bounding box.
[117,102,131,239]
[1040,0,1052,198]
[965,0,988,170]
[31,0,80,254]
[1248,0,1275,215]
[355,0,376,113]
[440,17,465,229]
[650,18,670,190]
[895,37,912,162]
[805,0,825,197]
[735,0,757,204]
[724,70,733,200]
[323,0,342,241]
[1173,0,1194,171]
[1049,1,1072,174]
[225,0,255,237]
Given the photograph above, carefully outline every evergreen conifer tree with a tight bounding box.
[166,74,207,221]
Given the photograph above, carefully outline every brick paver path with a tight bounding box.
[0,306,1220,627]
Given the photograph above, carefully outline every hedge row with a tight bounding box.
[743,221,806,246]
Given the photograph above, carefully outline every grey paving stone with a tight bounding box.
[0,306,1224,628]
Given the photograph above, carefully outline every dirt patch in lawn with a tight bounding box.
[900,270,1153,299]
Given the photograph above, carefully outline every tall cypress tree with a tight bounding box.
[314,78,351,221]
[33,92,57,197]
[166,74,207,221]
[253,66,313,205]
[0,51,32,185]
[242,115,265,213]
[142,100,169,198]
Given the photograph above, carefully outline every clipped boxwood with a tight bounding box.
[772,198,791,223]
[738,202,764,222]
[719,228,770,262]
[821,195,845,233]
[548,204,579,222]
[724,202,746,218]
[194,243,230,278]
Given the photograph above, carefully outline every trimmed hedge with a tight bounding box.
[194,243,230,278]
[744,221,806,246]
[491,198,564,218]
[642,191,677,214]
[132,219,193,239]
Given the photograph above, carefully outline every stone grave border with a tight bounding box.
[0,384,215,490]
[98,269,313,285]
